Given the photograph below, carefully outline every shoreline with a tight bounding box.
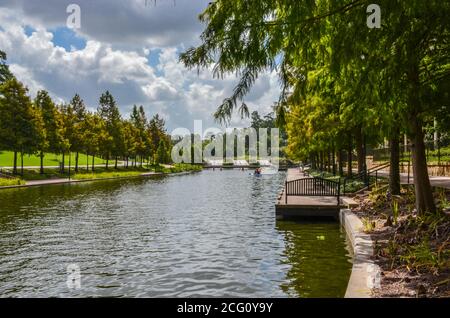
[0,169,201,190]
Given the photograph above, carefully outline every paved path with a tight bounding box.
[26,178,71,186]
[375,170,450,189]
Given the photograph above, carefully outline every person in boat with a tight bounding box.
[255,167,262,175]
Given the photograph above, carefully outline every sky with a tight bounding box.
[0,0,281,132]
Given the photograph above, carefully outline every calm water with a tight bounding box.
[0,170,352,297]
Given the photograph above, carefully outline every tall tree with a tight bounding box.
[148,114,167,164]
[69,94,87,172]
[130,105,150,166]
[83,112,109,171]
[0,50,13,84]
[0,78,42,174]
[98,91,123,169]
[34,90,65,174]
[181,0,450,214]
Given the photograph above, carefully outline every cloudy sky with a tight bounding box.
[0,0,280,132]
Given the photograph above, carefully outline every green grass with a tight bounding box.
[151,163,203,174]
[374,146,450,164]
[73,170,144,180]
[19,168,72,180]
[0,163,203,186]
[0,178,25,187]
[0,151,107,167]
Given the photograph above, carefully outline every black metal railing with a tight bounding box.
[343,162,392,193]
[285,177,341,205]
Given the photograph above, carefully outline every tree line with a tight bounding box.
[0,51,171,175]
[180,0,450,215]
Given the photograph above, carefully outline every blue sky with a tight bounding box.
[0,0,280,132]
[50,27,87,51]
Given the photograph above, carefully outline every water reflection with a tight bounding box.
[276,221,352,297]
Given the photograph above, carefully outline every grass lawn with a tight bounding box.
[0,151,108,167]
[0,178,25,187]
[72,167,150,180]
[151,163,203,173]
[0,164,202,185]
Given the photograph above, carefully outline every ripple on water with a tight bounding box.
[0,170,351,297]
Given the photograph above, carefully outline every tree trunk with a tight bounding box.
[409,114,436,214]
[126,157,129,168]
[40,151,44,175]
[13,151,17,175]
[332,150,336,175]
[328,151,332,173]
[326,151,330,173]
[407,62,436,215]
[61,153,65,173]
[355,126,365,174]
[338,149,344,176]
[105,155,109,170]
[115,157,118,169]
[92,154,95,172]
[21,152,24,176]
[86,154,89,171]
[347,133,352,177]
[75,152,79,172]
[389,127,401,195]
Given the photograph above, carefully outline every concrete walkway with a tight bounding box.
[376,170,450,189]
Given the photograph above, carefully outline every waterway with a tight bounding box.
[0,170,352,297]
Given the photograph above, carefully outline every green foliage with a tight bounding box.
[362,218,376,233]
[182,0,450,214]
[392,200,400,225]
[155,163,203,174]
[399,239,448,274]
[98,91,123,161]
[73,169,143,180]
[156,139,169,164]
[0,178,25,187]
[0,78,44,170]
[0,151,106,167]
[379,210,450,273]
[0,50,13,84]
[148,114,170,163]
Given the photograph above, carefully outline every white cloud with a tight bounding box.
[0,2,281,131]
[0,0,210,48]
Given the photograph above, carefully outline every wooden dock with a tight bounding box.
[275,168,346,220]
